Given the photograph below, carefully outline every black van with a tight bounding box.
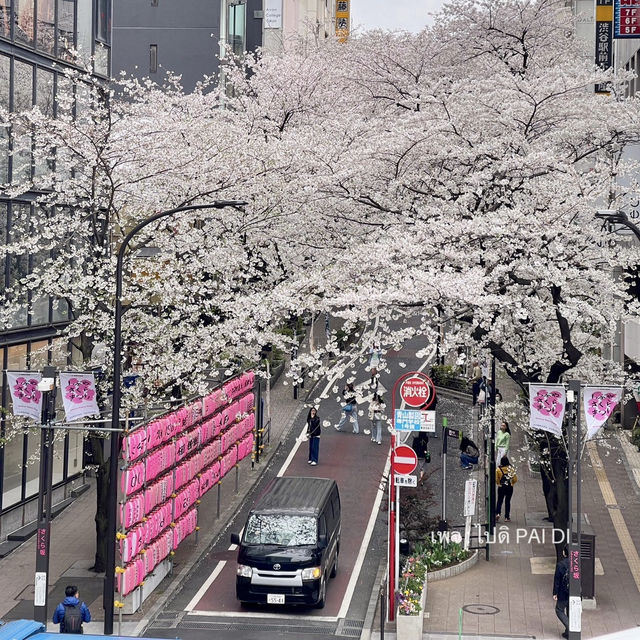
[230,476,340,608]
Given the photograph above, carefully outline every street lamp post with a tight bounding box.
[103,201,246,634]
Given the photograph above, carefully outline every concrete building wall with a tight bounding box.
[112,0,221,92]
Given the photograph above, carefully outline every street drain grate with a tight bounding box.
[462,604,500,615]
[155,611,181,620]
[180,621,337,634]
[336,619,365,637]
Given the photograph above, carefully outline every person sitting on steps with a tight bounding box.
[459,435,479,469]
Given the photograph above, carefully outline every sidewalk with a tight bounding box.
[0,350,309,635]
[394,368,640,639]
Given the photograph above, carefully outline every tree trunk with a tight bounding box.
[87,436,109,573]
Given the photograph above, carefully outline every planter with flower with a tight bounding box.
[396,555,428,640]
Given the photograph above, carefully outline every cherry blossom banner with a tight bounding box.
[6,372,43,421]
[59,372,99,422]
[584,386,622,440]
[529,384,566,437]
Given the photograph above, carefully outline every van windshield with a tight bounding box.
[244,514,317,546]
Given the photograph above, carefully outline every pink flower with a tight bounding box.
[532,389,564,418]
[64,378,95,404]
[13,377,42,404]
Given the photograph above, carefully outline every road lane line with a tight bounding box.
[587,440,640,593]
[184,561,227,612]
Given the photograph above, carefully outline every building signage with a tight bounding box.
[336,0,350,41]
[615,0,640,37]
[463,478,478,517]
[265,0,282,29]
[597,0,614,93]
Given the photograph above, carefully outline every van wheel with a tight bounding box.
[314,579,326,609]
[330,553,338,578]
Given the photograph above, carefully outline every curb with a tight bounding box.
[360,556,387,640]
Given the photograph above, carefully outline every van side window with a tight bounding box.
[319,515,327,538]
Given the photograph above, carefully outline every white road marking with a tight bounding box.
[183,328,436,618]
[184,561,227,612]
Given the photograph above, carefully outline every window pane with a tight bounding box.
[94,42,109,76]
[37,0,55,54]
[12,61,34,183]
[228,4,246,57]
[77,0,92,64]
[0,55,8,183]
[15,0,35,47]
[31,232,52,324]
[52,434,65,484]
[13,60,33,112]
[57,0,75,61]
[34,69,54,179]
[24,429,40,499]
[0,0,10,39]
[67,429,84,476]
[52,297,70,322]
[96,0,110,42]
[30,339,49,369]
[2,431,25,508]
[7,204,30,328]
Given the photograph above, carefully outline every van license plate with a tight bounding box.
[267,594,285,604]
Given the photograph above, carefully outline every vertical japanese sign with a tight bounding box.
[615,0,640,37]
[336,0,350,42]
[596,0,614,93]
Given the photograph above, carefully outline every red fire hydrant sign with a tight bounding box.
[399,375,435,408]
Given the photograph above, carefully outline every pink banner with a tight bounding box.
[529,384,566,437]
[7,372,43,421]
[59,372,99,422]
[584,386,622,440]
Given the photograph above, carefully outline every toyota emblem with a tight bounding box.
[273,563,281,570]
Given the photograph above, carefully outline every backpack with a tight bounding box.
[499,467,512,487]
[63,603,83,633]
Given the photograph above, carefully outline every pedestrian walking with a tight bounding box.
[495,455,517,522]
[53,585,91,633]
[335,382,359,433]
[496,420,511,461]
[369,342,382,388]
[368,394,385,445]
[411,431,430,485]
[459,435,479,469]
[306,407,321,465]
[470,361,482,405]
[553,546,570,638]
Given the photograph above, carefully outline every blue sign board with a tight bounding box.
[394,409,423,431]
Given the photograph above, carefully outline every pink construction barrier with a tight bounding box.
[174,453,203,491]
[120,523,145,563]
[175,428,200,464]
[200,418,216,444]
[117,557,146,596]
[173,478,200,520]
[173,508,198,548]
[199,461,221,496]
[119,492,145,529]
[145,443,176,484]
[203,387,227,419]
[237,433,254,461]
[202,439,221,467]
[144,529,173,575]
[144,473,174,515]
[122,429,147,463]
[143,501,173,544]
[220,446,238,478]
[121,461,145,497]
[221,424,238,454]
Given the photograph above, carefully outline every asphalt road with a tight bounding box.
[143,328,472,640]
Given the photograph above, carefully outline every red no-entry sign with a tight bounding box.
[393,445,418,475]
[399,375,435,408]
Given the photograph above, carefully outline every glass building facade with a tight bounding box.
[0,0,110,523]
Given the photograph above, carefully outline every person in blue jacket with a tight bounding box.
[52,585,91,633]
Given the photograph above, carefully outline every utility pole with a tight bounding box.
[567,380,583,640]
[33,366,57,624]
